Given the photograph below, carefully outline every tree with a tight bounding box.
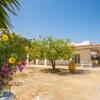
[29,38,45,63]
[30,36,74,70]
[0,0,19,29]
[29,39,41,61]
[44,37,74,70]
[29,37,74,70]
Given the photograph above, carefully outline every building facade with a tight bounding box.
[74,41,100,66]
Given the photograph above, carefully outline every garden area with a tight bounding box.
[0,28,76,100]
[0,0,100,100]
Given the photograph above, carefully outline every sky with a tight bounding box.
[10,0,100,43]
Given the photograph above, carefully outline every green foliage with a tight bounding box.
[30,36,74,70]
[0,0,19,29]
[44,37,74,69]
[0,30,30,93]
[0,31,28,67]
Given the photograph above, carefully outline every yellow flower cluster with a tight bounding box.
[9,57,16,64]
[1,34,14,42]
[2,34,9,41]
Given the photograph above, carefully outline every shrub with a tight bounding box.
[0,31,29,94]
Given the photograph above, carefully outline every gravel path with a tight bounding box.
[11,65,100,100]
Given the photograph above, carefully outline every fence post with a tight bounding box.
[44,58,47,66]
[26,54,29,65]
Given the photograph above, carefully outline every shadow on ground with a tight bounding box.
[40,68,91,76]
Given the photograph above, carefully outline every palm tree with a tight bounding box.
[0,0,19,30]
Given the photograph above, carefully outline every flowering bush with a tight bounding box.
[0,31,29,95]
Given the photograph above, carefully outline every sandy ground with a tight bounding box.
[11,65,100,100]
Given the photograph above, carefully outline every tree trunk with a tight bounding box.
[33,60,36,64]
[51,60,56,70]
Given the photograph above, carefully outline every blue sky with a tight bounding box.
[10,0,100,43]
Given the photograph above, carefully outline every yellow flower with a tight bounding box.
[2,34,9,41]
[10,34,14,39]
[25,46,30,53]
[9,57,16,64]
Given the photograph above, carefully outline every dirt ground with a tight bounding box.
[11,65,100,100]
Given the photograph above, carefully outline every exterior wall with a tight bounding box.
[75,49,91,63]
[34,49,92,65]
[29,44,100,66]
[97,50,100,55]
[38,59,68,66]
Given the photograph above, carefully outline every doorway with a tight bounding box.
[74,54,80,64]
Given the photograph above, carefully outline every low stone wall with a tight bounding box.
[38,59,69,66]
